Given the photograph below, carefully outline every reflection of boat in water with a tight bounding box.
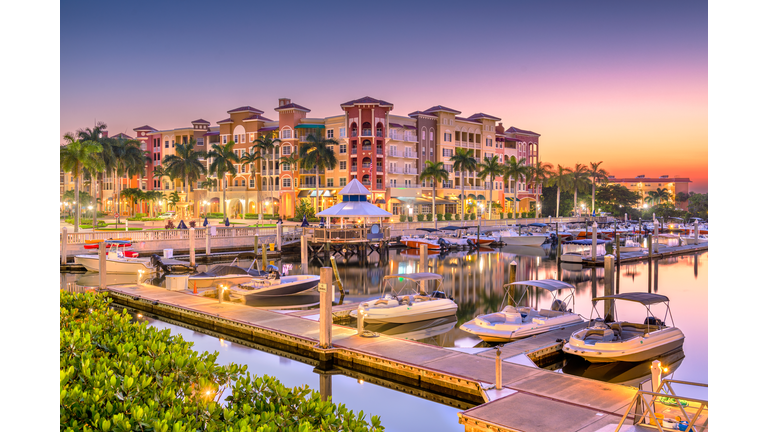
[562,348,684,387]
[363,316,457,341]
[234,292,321,309]
[349,273,457,323]
[560,239,609,263]
[504,245,548,257]
[75,272,152,287]
[564,293,685,363]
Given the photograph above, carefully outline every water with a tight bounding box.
[61,244,708,398]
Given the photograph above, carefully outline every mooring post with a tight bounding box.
[61,227,68,265]
[650,359,663,392]
[648,234,653,293]
[188,227,196,266]
[694,220,699,245]
[495,347,502,390]
[99,241,106,291]
[356,304,365,335]
[604,254,615,320]
[653,219,659,253]
[205,225,211,255]
[301,235,308,274]
[125,219,128,232]
[261,242,268,271]
[254,235,259,254]
[508,261,517,305]
[319,267,333,348]
[556,222,561,266]
[591,222,598,262]
[276,223,283,251]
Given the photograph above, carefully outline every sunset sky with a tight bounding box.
[61,0,708,191]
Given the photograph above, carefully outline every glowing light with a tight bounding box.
[358,379,364,385]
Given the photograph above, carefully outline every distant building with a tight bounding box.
[606,175,691,210]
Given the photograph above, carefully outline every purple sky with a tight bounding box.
[61,0,708,191]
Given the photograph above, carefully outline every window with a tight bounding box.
[281,129,292,139]
[197,181,202,189]
[442,149,453,157]
[340,144,347,154]
[327,178,333,187]
[340,161,347,170]
[486,138,492,147]
[422,130,426,140]
[339,177,347,186]
[234,135,239,144]
[327,129,334,138]
[340,127,346,138]
[429,131,434,141]
[282,163,289,171]
[294,179,298,188]
[164,140,169,148]
[443,132,452,142]
[282,145,291,155]
[197,138,204,146]
[282,178,291,188]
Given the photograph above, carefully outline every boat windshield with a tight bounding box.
[502,279,576,310]
[382,273,444,296]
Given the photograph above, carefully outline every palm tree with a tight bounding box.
[60,134,103,232]
[569,163,592,216]
[207,141,238,218]
[168,191,181,211]
[418,161,450,228]
[644,193,658,207]
[163,142,206,218]
[525,161,553,218]
[449,148,477,221]
[299,134,339,214]
[502,156,527,218]
[547,165,573,217]
[144,190,164,217]
[76,122,110,226]
[239,150,264,219]
[120,188,140,216]
[251,134,282,206]
[655,187,672,204]
[587,161,610,215]
[477,155,504,220]
[111,137,148,221]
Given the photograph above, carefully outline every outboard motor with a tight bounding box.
[150,254,171,273]
[431,291,448,299]
[437,238,448,249]
[266,264,280,279]
[551,299,567,312]
[549,233,558,244]
[644,316,664,326]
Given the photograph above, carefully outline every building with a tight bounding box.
[606,175,692,210]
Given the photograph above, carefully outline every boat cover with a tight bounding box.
[417,228,440,233]
[190,265,250,278]
[563,239,610,245]
[384,273,443,282]
[527,223,548,227]
[440,226,465,231]
[508,279,576,291]
[592,293,670,305]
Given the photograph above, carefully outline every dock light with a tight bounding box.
[137,313,142,318]
[358,379,364,385]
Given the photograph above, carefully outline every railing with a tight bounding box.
[362,181,372,186]
[376,131,383,137]
[376,148,383,155]
[302,226,391,242]
[65,226,278,245]
[405,136,417,142]
[351,130,358,137]
[361,129,372,136]
[351,149,357,155]
[388,150,401,157]
[362,146,372,152]
[388,167,403,174]
[615,378,708,431]
[376,167,383,172]
[403,152,417,159]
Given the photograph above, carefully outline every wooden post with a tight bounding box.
[508,261,517,306]
[653,219,659,253]
[61,227,68,265]
[694,220,699,245]
[555,222,561,265]
[650,359,663,392]
[648,233,653,293]
[301,235,308,274]
[276,223,283,251]
[188,228,195,266]
[319,267,333,348]
[331,256,345,303]
[591,222,598,262]
[419,244,428,293]
[495,347,502,390]
[261,242,268,271]
[254,235,259,254]
[99,241,106,291]
[604,254,615,320]
[205,225,211,255]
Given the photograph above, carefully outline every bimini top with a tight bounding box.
[107,240,131,245]
[527,222,548,227]
[440,226,465,231]
[417,228,440,233]
[507,279,576,292]
[592,293,669,305]
[563,239,611,245]
[384,273,443,282]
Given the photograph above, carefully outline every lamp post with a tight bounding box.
[88,205,93,221]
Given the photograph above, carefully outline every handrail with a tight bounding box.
[614,378,708,432]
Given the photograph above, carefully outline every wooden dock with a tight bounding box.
[581,243,707,267]
[104,283,641,432]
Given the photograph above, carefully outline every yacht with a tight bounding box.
[349,273,457,323]
[460,279,584,342]
[400,229,446,250]
[563,293,685,363]
[74,241,159,274]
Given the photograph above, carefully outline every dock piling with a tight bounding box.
[591,222,598,262]
[651,359,662,392]
[495,347,502,390]
[356,304,365,335]
[330,256,344,303]
[276,223,283,251]
[419,244,428,293]
[205,225,211,255]
[254,235,259,254]
[604,254,615,320]
[261,243,267,271]
[61,227,68,265]
[99,242,106,291]
[301,235,308,274]
[694,220,699,245]
[319,267,333,349]
[189,227,196,266]
[653,219,659,253]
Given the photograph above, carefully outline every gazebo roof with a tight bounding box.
[338,178,370,196]
[316,201,393,218]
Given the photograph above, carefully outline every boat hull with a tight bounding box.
[564,327,685,363]
[74,255,156,274]
[402,239,442,250]
[500,235,547,246]
[187,275,255,289]
[238,275,320,296]
[351,300,457,324]
[461,314,583,343]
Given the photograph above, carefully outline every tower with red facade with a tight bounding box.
[340,97,393,194]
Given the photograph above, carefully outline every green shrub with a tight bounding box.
[444,213,452,221]
[470,213,476,220]
[244,213,279,220]
[426,214,433,222]
[507,212,514,219]
[141,218,163,221]
[399,214,406,222]
[417,214,424,222]
[407,216,413,222]
[60,291,382,432]
[436,214,443,221]
[205,212,225,218]
[135,213,147,218]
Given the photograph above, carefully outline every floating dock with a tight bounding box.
[581,243,708,267]
[104,283,643,432]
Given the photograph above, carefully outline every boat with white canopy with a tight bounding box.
[460,279,584,342]
[563,293,685,363]
[74,241,159,274]
[560,239,609,263]
[349,273,457,323]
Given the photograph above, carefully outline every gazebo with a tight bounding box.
[317,179,392,226]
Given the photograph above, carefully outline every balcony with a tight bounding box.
[362,181,372,186]
[405,135,417,142]
[351,166,358,174]
[376,166,383,173]
[361,129,372,137]
[388,149,401,157]
[404,168,417,175]
[376,130,383,137]
[388,167,402,174]
[351,148,357,155]
[351,130,358,137]
[376,148,383,155]
[300,168,325,175]
[362,163,371,169]
[403,151,418,159]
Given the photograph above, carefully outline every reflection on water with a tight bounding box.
[61,244,707,388]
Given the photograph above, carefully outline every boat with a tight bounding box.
[234,266,320,296]
[74,241,159,274]
[560,239,610,263]
[461,233,495,245]
[187,255,267,289]
[680,235,708,246]
[349,273,457,323]
[437,226,470,246]
[654,233,681,247]
[400,229,446,250]
[83,238,133,249]
[496,229,548,246]
[460,279,584,342]
[563,293,685,363]
[363,316,457,341]
[619,238,644,253]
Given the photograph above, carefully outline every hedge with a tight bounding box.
[244,214,279,220]
[444,213,452,221]
[426,214,433,222]
[470,213,476,220]
[60,291,383,432]
[436,214,443,221]
[399,215,406,222]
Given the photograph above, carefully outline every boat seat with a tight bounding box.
[399,296,412,306]
[583,328,614,344]
[478,313,507,325]
[502,312,523,324]
[413,295,432,302]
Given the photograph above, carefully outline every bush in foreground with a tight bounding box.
[60,291,383,432]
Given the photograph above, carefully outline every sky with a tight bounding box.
[61,0,708,192]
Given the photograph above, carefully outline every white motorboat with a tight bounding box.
[497,229,548,246]
[400,230,446,250]
[363,316,457,341]
[461,233,496,245]
[74,242,159,274]
[680,235,707,246]
[187,255,266,289]
[236,268,320,297]
[460,279,584,342]
[560,239,609,263]
[563,293,685,363]
[619,238,644,253]
[349,273,457,323]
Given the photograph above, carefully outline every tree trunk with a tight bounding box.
[591,180,596,215]
[574,188,578,216]
[556,186,560,217]
[460,172,465,222]
[513,177,518,219]
[91,172,98,227]
[222,176,227,219]
[488,184,492,221]
[115,169,121,223]
[432,183,437,229]
[74,172,81,232]
[315,170,320,215]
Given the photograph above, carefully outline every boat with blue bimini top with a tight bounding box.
[460,279,584,343]
[563,293,685,363]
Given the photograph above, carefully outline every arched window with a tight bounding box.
[362,122,372,136]
[350,122,358,137]
[376,122,383,137]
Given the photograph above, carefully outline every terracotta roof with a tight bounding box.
[505,126,540,136]
[226,106,264,114]
[133,125,156,132]
[217,118,234,124]
[468,113,501,121]
[191,119,210,124]
[243,114,274,122]
[340,96,394,107]
[275,103,310,112]
[423,105,461,115]
[609,178,692,183]
[111,132,134,139]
